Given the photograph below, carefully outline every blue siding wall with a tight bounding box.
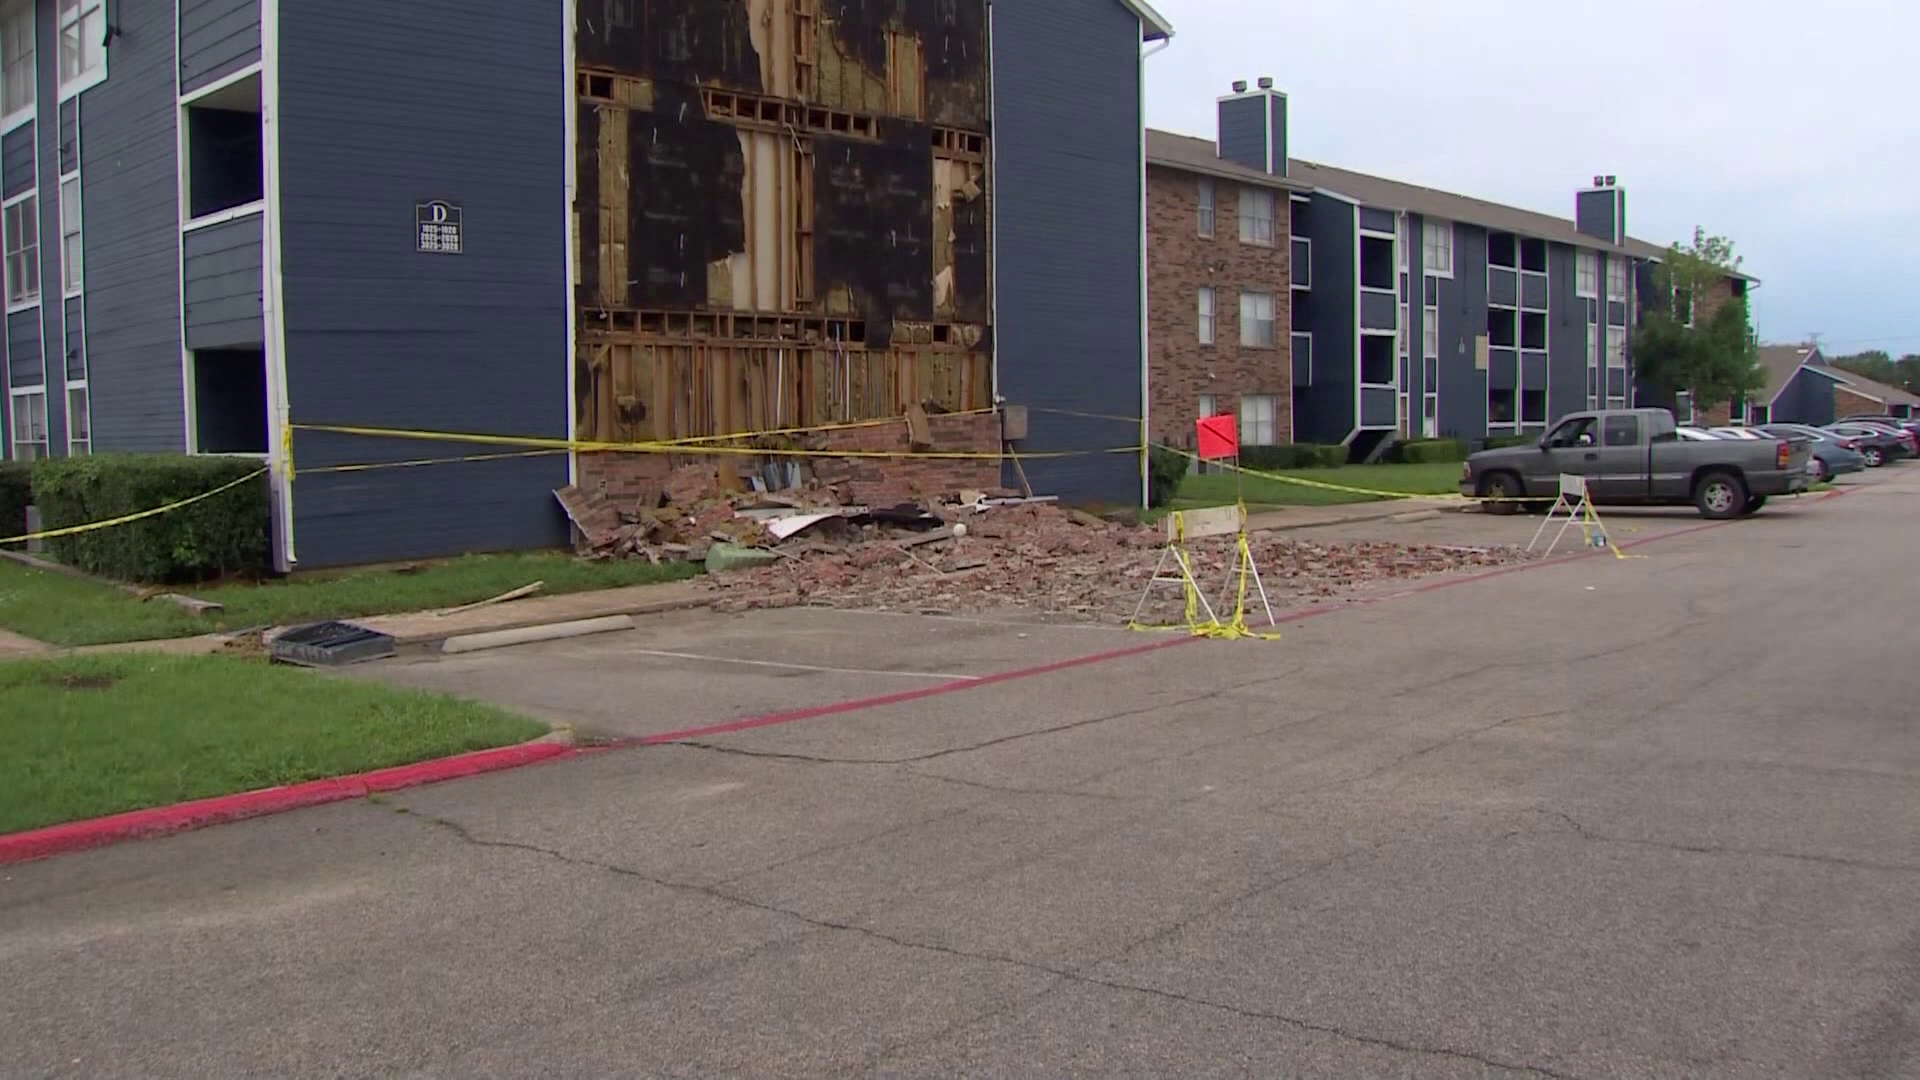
[81,0,185,452]
[33,0,63,452]
[1776,368,1838,426]
[1216,94,1267,174]
[990,0,1144,505]
[280,0,569,566]
[1293,192,1355,443]
[182,213,264,349]
[180,0,261,95]
[1,123,30,198]
[1437,222,1489,440]
[1546,243,1586,422]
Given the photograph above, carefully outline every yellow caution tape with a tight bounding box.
[292,422,1138,462]
[303,449,571,476]
[0,468,269,546]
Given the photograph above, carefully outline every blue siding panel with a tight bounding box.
[1358,207,1396,234]
[1488,348,1517,390]
[1,122,30,198]
[180,0,262,94]
[1359,386,1396,428]
[1293,193,1355,443]
[34,0,64,453]
[1438,222,1489,440]
[1488,267,1517,308]
[1359,289,1396,330]
[8,312,41,387]
[1546,244,1586,421]
[182,213,264,349]
[1216,95,1268,174]
[280,0,568,566]
[990,0,1144,505]
[1520,272,1548,311]
[80,0,185,452]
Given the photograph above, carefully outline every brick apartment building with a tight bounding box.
[1144,93,1307,452]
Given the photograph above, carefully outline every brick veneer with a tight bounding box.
[1834,386,1885,418]
[1146,164,1293,448]
[576,411,1003,509]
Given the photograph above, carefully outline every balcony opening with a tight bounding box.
[1360,334,1395,386]
[1521,311,1547,351]
[1521,388,1547,424]
[1487,231,1517,269]
[1487,307,1516,349]
[184,73,263,221]
[1519,237,1547,273]
[1360,235,1395,290]
[1488,386,1516,425]
[193,347,268,454]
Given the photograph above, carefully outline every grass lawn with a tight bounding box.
[0,551,699,647]
[1176,462,1463,509]
[0,654,547,834]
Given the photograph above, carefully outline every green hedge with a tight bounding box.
[1147,446,1188,508]
[1483,434,1537,450]
[0,462,29,548]
[1238,443,1350,470]
[32,455,271,583]
[1398,438,1468,464]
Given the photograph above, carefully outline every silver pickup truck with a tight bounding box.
[1460,408,1812,519]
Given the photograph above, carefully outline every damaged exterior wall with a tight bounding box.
[574,0,992,459]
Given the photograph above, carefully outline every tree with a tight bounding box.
[1630,228,1764,410]
[1829,350,1920,396]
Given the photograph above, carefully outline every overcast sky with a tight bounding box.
[1141,0,1917,356]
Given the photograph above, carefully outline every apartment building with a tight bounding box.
[1148,81,1753,459]
[0,0,1170,567]
[1143,86,1307,452]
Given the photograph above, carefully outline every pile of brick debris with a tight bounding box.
[555,465,1530,624]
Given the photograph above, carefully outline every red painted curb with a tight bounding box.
[0,740,574,868]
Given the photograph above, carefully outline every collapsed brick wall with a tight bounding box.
[575,411,1003,508]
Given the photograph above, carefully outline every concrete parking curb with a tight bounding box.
[0,737,577,867]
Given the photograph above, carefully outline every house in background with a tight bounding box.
[1815,356,1920,419]
[1745,344,1840,427]
[0,0,1171,567]
[1143,95,1308,453]
[1145,79,1756,459]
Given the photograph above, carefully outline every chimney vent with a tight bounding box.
[1593,175,1605,187]
[1257,76,1274,90]
[1231,80,1248,93]
[1604,174,1617,187]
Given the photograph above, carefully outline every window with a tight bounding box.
[1605,325,1626,368]
[65,385,88,455]
[1196,178,1215,237]
[1423,314,1439,360]
[1290,237,1311,289]
[1398,304,1410,358]
[58,0,106,90]
[1520,389,1546,425]
[1423,220,1453,277]
[1487,231,1517,269]
[1360,335,1394,386]
[1521,312,1547,351]
[185,74,263,220]
[1360,235,1394,290]
[1,1,32,120]
[193,348,269,454]
[1603,415,1640,447]
[1292,332,1312,387]
[1519,237,1547,274]
[1748,405,1771,426]
[1488,387,1516,425]
[1487,308,1516,349]
[1546,417,1597,448]
[1675,391,1695,424]
[1586,323,1600,368]
[1398,215,1411,271]
[1198,393,1218,420]
[9,387,46,459]
[1238,188,1275,247]
[1576,251,1598,298]
[1239,291,1275,348]
[1239,394,1278,446]
[1606,257,1630,301]
[60,177,81,294]
[1196,287,1215,346]
[4,193,36,307]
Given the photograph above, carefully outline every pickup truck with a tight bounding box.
[1460,408,1812,519]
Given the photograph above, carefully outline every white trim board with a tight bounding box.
[561,0,577,486]
[259,0,294,567]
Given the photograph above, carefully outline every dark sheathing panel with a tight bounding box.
[576,1,762,90]
[625,82,745,309]
[574,102,601,307]
[814,127,935,347]
[822,0,989,127]
[950,170,989,324]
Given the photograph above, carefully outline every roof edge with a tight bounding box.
[1145,154,1311,192]
[1121,0,1174,40]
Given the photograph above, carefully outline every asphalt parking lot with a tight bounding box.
[2,469,1915,1079]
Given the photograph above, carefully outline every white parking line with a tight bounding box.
[624,648,980,682]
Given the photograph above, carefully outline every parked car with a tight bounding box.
[1709,426,1768,440]
[1674,426,1718,442]
[1461,408,1812,519]
[1825,423,1911,467]
[1838,414,1920,438]
[1758,424,1867,482]
[1846,420,1920,457]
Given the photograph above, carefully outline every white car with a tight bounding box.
[1674,426,1718,441]
[1710,426,1769,440]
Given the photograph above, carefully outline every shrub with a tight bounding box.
[0,461,29,548]
[1483,434,1537,450]
[32,454,271,583]
[1238,443,1349,470]
[1147,446,1189,508]
[1399,438,1468,464]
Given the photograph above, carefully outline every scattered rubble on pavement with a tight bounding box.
[555,464,1534,625]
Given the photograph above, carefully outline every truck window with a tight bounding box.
[1604,416,1641,447]
[1545,418,1596,448]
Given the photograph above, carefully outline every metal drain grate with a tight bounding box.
[269,621,397,667]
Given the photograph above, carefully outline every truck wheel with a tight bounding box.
[1479,471,1521,516]
[1695,471,1748,520]
[1742,495,1768,515]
